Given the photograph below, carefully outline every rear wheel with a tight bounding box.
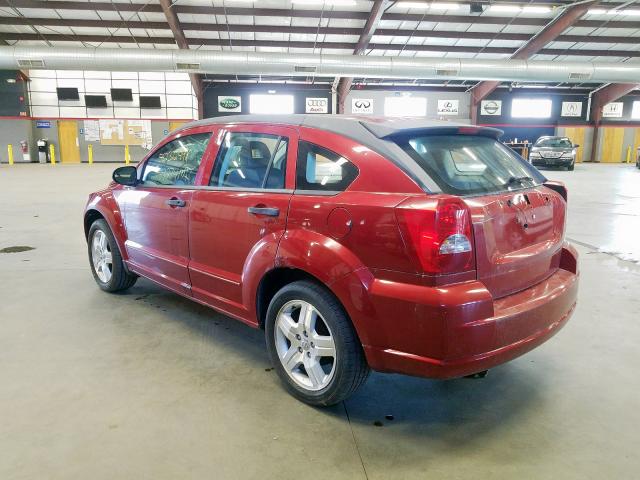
[88,219,137,292]
[265,280,369,406]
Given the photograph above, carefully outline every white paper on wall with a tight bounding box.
[99,119,125,141]
[83,120,100,141]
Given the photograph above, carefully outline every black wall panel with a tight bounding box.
[203,84,332,118]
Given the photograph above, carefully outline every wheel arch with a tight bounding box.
[255,263,376,350]
[256,267,326,329]
[83,192,129,263]
[84,208,105,239]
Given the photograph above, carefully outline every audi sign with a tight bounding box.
[306,98,328,114]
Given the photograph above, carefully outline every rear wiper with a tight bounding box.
[504,176,534,188]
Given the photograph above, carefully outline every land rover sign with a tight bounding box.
[218,96,242,113]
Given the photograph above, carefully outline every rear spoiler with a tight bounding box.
[361,123,503,141]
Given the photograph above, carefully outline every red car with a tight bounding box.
[84,115,579,406]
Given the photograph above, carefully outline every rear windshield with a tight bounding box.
[395,135,544,196]
[535,138,573,148]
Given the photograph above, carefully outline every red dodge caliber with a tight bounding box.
[84,115,578,406]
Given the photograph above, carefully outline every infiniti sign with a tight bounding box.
[352,98,374,114]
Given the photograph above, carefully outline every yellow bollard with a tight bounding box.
[625,146,631,164]
[88,144,93,165]
[7,144,14,165]
[49,144,56,165]
[124,144,131,165]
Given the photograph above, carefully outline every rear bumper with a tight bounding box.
[361,244,579,379]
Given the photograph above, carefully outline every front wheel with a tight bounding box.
[568,163,575,171]
[265,281,369,406]
[88,219,137,292]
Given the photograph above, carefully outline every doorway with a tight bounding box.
[57,120,81,163]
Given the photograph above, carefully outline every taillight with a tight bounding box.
[544,181,567,202]
[396,196,475,275]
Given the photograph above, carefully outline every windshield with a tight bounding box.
[535,137,573,148]
[395,135,545,196]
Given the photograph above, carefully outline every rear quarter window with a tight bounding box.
[296,141,358,192]
[394,134,545,196]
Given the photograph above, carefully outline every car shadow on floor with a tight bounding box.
[122,278,546,445]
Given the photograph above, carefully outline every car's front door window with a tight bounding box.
[209,132,289,189]
[141,133,211,186]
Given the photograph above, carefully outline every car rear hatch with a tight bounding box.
[388,126,566,298]
[464,187,564,298]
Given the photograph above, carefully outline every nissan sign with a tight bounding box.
[305,98,328,114]
[480,100,502,116]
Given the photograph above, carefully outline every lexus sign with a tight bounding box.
[306,98,328,114]
[437,99,459,116]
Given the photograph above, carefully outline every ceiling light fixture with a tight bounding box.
[587,9,607,14]
[489,5,522,12]
[291,0,356,5]
[429,3,461,9]
[397,1,431,8]
[522,6,550,13]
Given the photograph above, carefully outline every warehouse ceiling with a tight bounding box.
[0,0,639,89]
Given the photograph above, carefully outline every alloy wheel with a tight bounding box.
[91,230,113,283]
[274,300,337,391]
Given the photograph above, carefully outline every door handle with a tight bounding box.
[165,198,186,208]
[247,206,279,217]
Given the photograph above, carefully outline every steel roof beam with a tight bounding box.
[470,0,597,123]
[336,0,389,113]
[1,1,638,29]
[1,17,637,44]
[158,0,202,119]
[4,33,639,59]
[589,82,639,162]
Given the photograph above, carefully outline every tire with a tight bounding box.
[88,219,137,292]
[568,163,575,171]
[265,280,369,406]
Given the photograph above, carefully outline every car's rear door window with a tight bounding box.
[141,133,211,186]
[296,141,358,192]
[209,132,288,189]
[394,134,545,196]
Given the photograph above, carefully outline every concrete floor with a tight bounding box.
[1,163,639,480]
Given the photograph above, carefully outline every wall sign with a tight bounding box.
[480,100,502,116]
[561,102,583,117]
[352,98,374,114]
[36,120,51,128]
[84,120,100,141]
[218,96,242,113]
[602,102,624,118]
[305,97,328,114]
[437,99,459,116]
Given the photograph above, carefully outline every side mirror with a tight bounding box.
[112,166,138,186]
[573,144,580,148]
